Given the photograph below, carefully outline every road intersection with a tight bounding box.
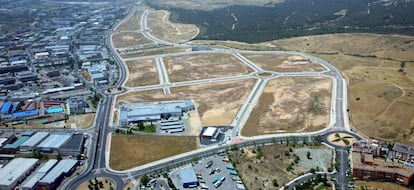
[64,7,360,190]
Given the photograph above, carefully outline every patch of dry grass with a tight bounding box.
[112,32,152,48]
[125,59,159,87]
[67,113,95,129]
[147,10,198,43]
[164,53,253,82]
[109,134,198,170]
[355,180,408,190]
[116,10,142,31]
[242,77,331,136]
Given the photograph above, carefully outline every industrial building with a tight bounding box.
[37,159,79,190]
[21,159,58,190]
[20,132,50,152]
[36,133,72,153]
[0,158,39,190]
[201,127,220,140]
[119,99,194,127]
[59,133,85,157]
[179,168,199,188]
[393,142,414,163]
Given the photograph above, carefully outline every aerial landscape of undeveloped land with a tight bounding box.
[229,145,332,189]
[117,79,256,126]
[124,59,159,87]
[147,10,198,43]
[112,32,152,48]
[163,53,253,82]
[149,0,284,10]
[265,33,414,145]
[242,53,326,72]
[242,77,332,136]
[110,135,198,170]
[115,10,142,31]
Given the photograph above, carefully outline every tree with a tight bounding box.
[272,179,279,187]
[307,151,311,159]
[57,152,62,160]
[140,175,149,186]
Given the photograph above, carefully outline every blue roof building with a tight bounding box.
[3,136,30,149]
[0,101,12,114]
[179,169,199,188]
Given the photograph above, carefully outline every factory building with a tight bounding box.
[37,159,79,190]
[201,127,220,140]
[21,159,58,190]
[179,169,199,188]
[119,99,194,126]
[20,132,50,152]
[36,133,72,153]
[59,134,85,158]
[0,158,39,190]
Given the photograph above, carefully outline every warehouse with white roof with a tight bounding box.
[36,133,72,153]
[20,132,50,152]
[37,159,79,189]
[0,158,39,190]
[21,159,58,190]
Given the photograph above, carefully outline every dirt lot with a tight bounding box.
[242,53,326,72]
[116,10,142,31]
[109,134,198,170]
[164,53,253,82]
[117,79,256,126]
[147,10,198,43]
[242,77,332,136]
[264,33,414,145]
[355,181,408,190]
[124,59,159,87]
[112,32,152,48]
[120,47,189,59]
[67,113,95,128]
[228,145,332,189]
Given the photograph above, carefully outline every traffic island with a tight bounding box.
[77,177,116,190]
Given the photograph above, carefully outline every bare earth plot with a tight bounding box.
[116,79,256,126]
[110,134,198,170]
[120,47,189,59]
[229,145,332,190]
[67,113,95,129]
[116,10,142,31]
[112,32,152,48]
[242,53,326,72]
[164,53,253,82]
[124,59,159,87]
[267,33,414,145]
[147,10,198,43]
[355,180,408,190]
[242,77,331,136]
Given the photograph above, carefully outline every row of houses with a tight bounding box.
[352,140,414,186]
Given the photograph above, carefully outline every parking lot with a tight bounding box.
[170,154,245,190]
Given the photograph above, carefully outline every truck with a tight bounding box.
[205,160,213,168]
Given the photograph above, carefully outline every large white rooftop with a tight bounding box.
[0,158,38,187]
[37,133,72,149]
[21,159,58,189]
[20,132,50,148]
[39,159,78,184]
[203,127,218,137]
